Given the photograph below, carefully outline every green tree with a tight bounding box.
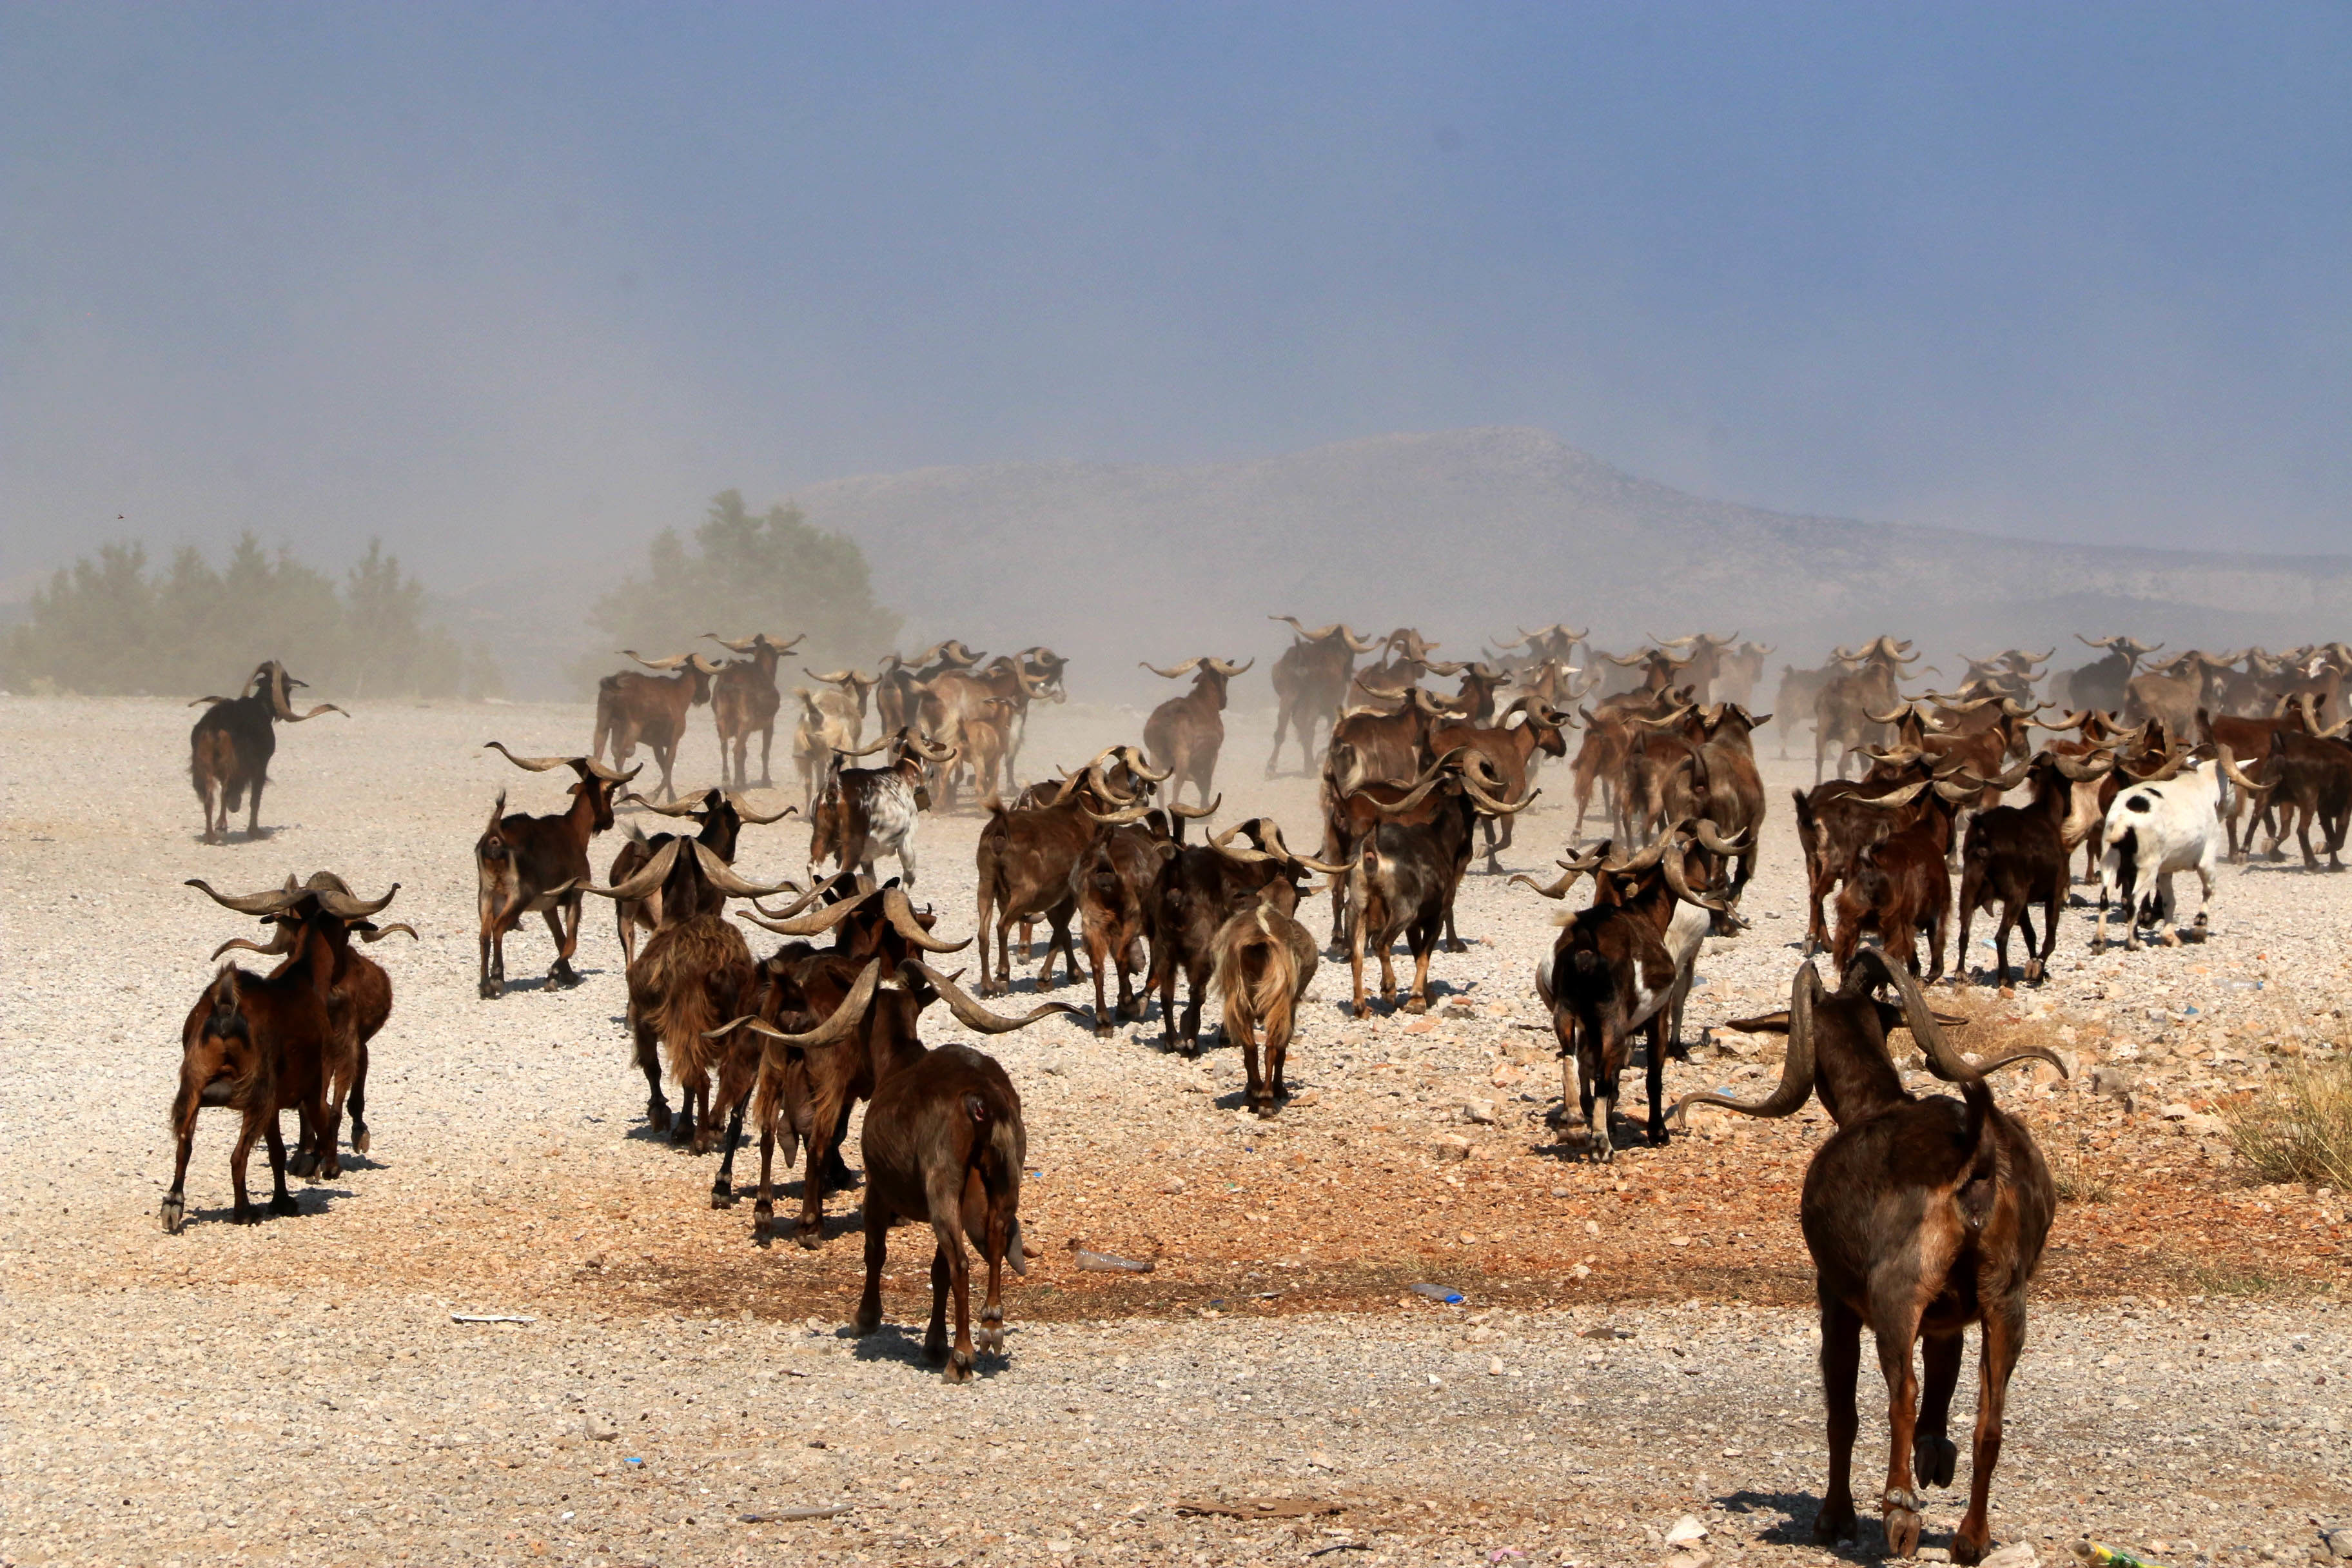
[580,491,901,687]
[0,533,491,699]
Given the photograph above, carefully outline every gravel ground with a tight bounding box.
[1,691,2346,1567]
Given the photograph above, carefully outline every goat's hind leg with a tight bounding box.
[1870,1297,1930,1557]
[928,1182,976,1381]
[1913,1331,1963,1491]
[854,1195,890,1337]
[263,1115,299,1217]
[1814,1295,1863,1543]
[1950,1301,2024,1565]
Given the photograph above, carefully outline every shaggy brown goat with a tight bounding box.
[475,743,639,998]
[187,661,347,843]
[1672,951,2063,1563]
[1212,897,1319,1116]
[607,787,796,969]
[1148,819,1341,1054]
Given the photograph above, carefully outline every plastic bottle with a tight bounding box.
[1410,1283,1465,1304]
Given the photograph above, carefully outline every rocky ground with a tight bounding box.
[0,692,2345,1567]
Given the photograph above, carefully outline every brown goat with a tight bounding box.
[163,881,394,1230]
[187,661,348,843]
[974,749,1167,996]
[1430,700,1571,874]
[1150,819,1339,1054]
[593,651,721,801]
[1672,952,2062,1563]
[1266,618,1382,776]
[1141,655,1252,809]
[1213,898,1319,1116]
[607,787,796,969]
[1073,817,1182,1035]
[198,872,415,1166]
[475,743,640,998]
[1829,774,1973,981]
[1814,637,1924,784]
[703,631,804,789]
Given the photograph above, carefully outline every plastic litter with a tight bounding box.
[1410,1283,1465,1304]
[2074,1543,2169,1568]
[1070,1247,1153,1273]
[450,1313,534,1325]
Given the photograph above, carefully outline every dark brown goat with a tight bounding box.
[1430,700,1571,874]
[1515,827,1736,1159]
[1265,618,1381,776]
[975,749,1168,997]
[475,743,640,997]
[1814,637,1924,784]
[1792,761,1941,956]
[1141,655,1252,809]
[578,835,801,1149]
[1346,763,1532,1016]
[187,661,347,843]
[1953,752,2110,985]
[1694,703,1770,919]
[1073,818,1182,1035]
[1672,951,2062,1564]
[593,651,721,801]
[607,787,796,968]
[715,919,1070,1255]
[1830,775,1972,981]
[199,872,415,1166]
[704,631,804,789]
[164,879,396,1230]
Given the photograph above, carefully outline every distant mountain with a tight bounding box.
[794,427,2352,700]
[431,427,2352,699]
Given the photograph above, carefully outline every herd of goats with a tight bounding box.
[161,623,2352,1562]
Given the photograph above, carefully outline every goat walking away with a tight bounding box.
[593,651,722,801]
[1212,899,1318,1117]
[187,661,348,843]
[2093,749,2262,952]
[475,743,640,998]
[1142,654,1253,810]
[1672,951,2064,1563]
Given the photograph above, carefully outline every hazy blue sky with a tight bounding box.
[5,3,2348,591]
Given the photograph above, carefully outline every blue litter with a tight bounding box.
[625,1457,645,1465]
[1411,1283,1465,1305]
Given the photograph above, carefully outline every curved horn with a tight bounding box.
[728,794,799,825]
[1256,820,1353,874]
[903,959,1084,1033]
[1854,781,1930,810]
[576,838,682,902]
[209,925,299,962]
[312,881,399,921]
[707,959,882,1050]
[1168,794,1222,819]
[704,632,762,654]
[1269,614,1342,641]
[1671,963,1820,1124]
[622,790,718,818]
[2050,751,2113,782]
[484,740,578,772]
[1115,743,1172,782]
[1693,820,1749,857]
[1207,656,1255,676]
[1661,843,1725,912]
[1081,799,1156,827]
[623,650,691,671]
[749,872,852,922]
[740,885,877,937]
[804,667,865,685]
[2216,745,2267,793]
[358,922,420,944]
[1141,658,1204,679]
[690,841,800,899]
[883,887,972,954]
[184,878,302,916]
[1340,627,1383,653]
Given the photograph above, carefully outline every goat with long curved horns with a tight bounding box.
[1671,950,2063,1563]
[1141,655,1253,810]
[188,661,348,843]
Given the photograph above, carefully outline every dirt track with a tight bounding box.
[1,692,2346,1566]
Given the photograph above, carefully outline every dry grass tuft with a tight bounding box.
[2222,1054,2352,1191]
[2046,1132,2116,1204]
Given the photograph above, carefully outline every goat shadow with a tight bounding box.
[190,826,281,845]
[843,1321,1009,1379]
[170,1183,353,1230]
[1717,1486,1941,1560]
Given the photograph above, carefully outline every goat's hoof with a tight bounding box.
[2021,962,2044,985]
[941,1349,974,1383]
[268,1193,299,1217]
[287,1151,318,1179]
[232,1206,260,1226]
[795,1228,823,1252]
[710,1185,736,1210]
[479,981,504,1001]
[352,1126,370,1154]
[1914,1434,1958,1489]
[1251,1102,1277,1119]
[1812,1502,1857,1543]
[1092,1024,1114,1040]
[1881,1493,1923,1558]
[646,1103,671,1133]
[1401,997,1428,1015]
[977,1315,1004,1353]
[1646,1123,1669,1147]
[160,1196,186,1234]
[1950,1526,1994,1565]
[854,1308,883,1337]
